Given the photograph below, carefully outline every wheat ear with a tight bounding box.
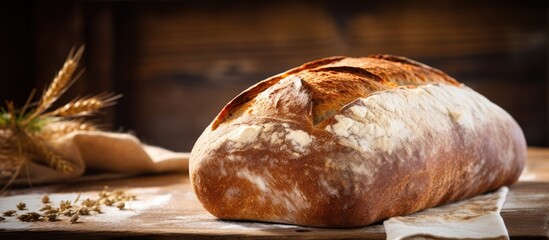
[40,46,84,109]
[39,120,97,140]
[23,46,85,124]
[48,93,121,117]
[32,139,74,173]
[15,127,75,173]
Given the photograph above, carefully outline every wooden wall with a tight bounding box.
[1,0,547,151]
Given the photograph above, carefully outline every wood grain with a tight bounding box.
[2,1,548,151]
[114,1,548,151]
[1,148,548,239]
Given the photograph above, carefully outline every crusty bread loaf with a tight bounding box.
[189,55,526,228]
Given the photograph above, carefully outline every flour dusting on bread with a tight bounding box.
[190,55,526,228]
[325,84,504,157]
[227,125,262,144]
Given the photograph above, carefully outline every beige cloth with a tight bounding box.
[9,131,189,185]
[384,187,509,240]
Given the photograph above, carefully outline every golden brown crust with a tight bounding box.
[212,56,346,130]
[190,55,526,228]
[214,55,459,128]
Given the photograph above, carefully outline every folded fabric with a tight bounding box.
[384,187,509,240]
[6,131,189,185]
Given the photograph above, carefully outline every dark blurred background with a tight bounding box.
[1,0,547,151]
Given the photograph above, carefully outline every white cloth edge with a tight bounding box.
[384,187,509,240]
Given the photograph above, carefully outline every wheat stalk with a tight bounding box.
[0,134,18,181]
[48,93,121,117]
[5,101,17,128]
[1,127,26,191]
[18,89,37,119]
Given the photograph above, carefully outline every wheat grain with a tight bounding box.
[40,205,53,211]
[116,202,125,210]
[18,212,41,222]
[42,195,50,204]
[3,210,16,217]
[69,213,79,223]
[77,207,90,216]
[45,213,58,222]
[44,209,58,215]
[16,202,26,210]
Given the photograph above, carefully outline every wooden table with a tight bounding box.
[1,148,548,239]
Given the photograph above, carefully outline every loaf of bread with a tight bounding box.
[190,55,526,228]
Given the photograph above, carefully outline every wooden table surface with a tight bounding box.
[1,148,548,239]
